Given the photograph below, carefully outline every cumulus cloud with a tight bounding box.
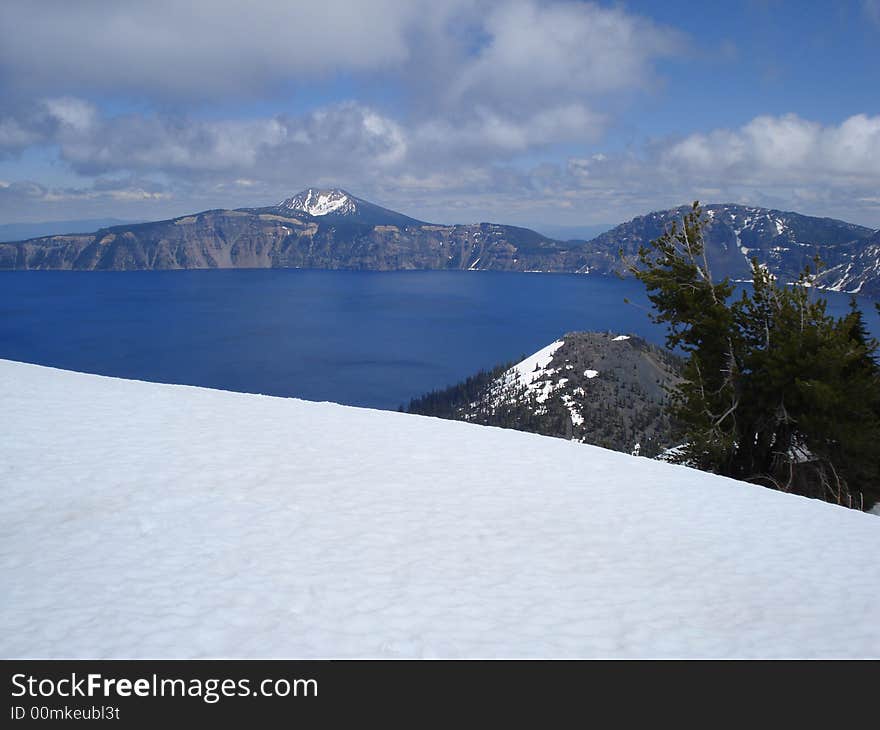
[0,178,176,222]
[1,2,876,228]
[0,103,57,155]
[520,113,880,226]
[3,100,880,228]
[448,1,681,108]
[364,114,880,226]
[0,117,43,153]
[0,99,407,181]
[0,0,677,107]
[410,1,680,155]
[413,104,606,160]
[4,0,679,176]
[661,113,880,184]
[0,1,679,156]
[0,94,594,181]
[0,97,102,156]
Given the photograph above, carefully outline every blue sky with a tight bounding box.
[1,0,878,229]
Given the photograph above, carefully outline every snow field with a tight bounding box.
[1,359,878,658]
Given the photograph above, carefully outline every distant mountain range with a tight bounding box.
[1,189,878,298]
[586,204,879,296]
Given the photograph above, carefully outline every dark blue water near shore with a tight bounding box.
[2,269,878,409]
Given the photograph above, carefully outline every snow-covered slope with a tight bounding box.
[275,187,426,227]
[1,360,878,658]
[279,188,359,217]
[496,339,565,404]
[816,229,880,297]
[412,332,681,457]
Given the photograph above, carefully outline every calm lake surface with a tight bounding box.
[2,269,879,409]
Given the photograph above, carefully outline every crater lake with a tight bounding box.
[2,269,878,409]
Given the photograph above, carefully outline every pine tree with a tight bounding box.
[624,202,740,472]
[626,202,880,510]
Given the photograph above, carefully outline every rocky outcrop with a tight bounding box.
[407,332,684,458]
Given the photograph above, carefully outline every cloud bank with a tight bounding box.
[0,1,877,228]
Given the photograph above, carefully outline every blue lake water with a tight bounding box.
[2,269,879,409]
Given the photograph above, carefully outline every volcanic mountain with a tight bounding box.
[273,188,425,228]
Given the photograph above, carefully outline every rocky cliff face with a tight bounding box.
[2,194,878,298]
[815,228,880,298]
[0,211,288,270]
[0,208,585,273]
[584,204,876,287]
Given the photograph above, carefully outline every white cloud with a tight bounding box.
[3,104,880,228]
[414,103,605,157]
[0,117,42,152]
[0,4,876,228]
[0,0,677,109]
[0,100,405,181]
[662,113,880,183]
[0,0,447,98]
[449,1,681,108]
[414,0,680,155]
[510,113,880,226]
[42,98,98,133]
[372,113,880,226]
[0,0,680,159]
[0,178,175,223]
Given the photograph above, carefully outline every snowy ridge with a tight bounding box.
[705,205,877,292]
[716,207,802,264]
[2,359,879,658]
[279,188,358,217]
[816,234,880,295]
[491,334,631,426]
[596,204,879,298]
[504,339,565,396]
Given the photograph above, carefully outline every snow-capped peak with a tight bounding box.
[279,188,358,217]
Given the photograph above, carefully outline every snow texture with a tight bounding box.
[280,188,356,217]
[509,339,564,384]
[492,339,567,405]
[2,360,879,658]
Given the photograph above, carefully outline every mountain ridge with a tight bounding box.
[1,190,878,297]
[271,187,427,228]
[407,331,683,458]
[578,203,876,284]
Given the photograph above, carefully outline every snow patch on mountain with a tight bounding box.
[491,340,573,407]
[279,188,357,217]
[481,333,678,448]
[816,234,880,296]
[507,340,565,389]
